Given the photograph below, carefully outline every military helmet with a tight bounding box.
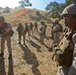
[55,20,59,24]
[0,16,5,21]
[18,23,22,25]
[61,4,76,16]
[41,21,45,25]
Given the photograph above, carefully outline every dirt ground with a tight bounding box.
[0,24,58,75]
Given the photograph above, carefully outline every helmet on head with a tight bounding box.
[18,23,22,26]
[0,16,5,21]
[41,21,45,25]
[61,4,76,16]
[55,20,59,24]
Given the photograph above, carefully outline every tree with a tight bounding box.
[45,0,76,19]
[45,1,63,18]
[18,0,32,8]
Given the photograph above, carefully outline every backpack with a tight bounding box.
[52,30,75,67]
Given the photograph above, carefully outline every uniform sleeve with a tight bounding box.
[68,33,76,75]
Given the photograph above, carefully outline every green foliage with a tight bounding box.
[45,1,63,19]
[18,0,32,8]
[45,0,76,19]
[65,0,76,5]
[45,1,59,12]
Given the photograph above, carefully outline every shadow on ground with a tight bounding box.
[0,56,14,75]
[20,44,41,75]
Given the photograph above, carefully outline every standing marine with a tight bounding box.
[56,4,76,75]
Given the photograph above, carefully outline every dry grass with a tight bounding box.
[0,8,65,75]
[0,8,53,25]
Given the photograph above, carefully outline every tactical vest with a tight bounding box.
[54,30,75,67]
[0,22,14,37]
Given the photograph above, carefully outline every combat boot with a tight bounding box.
[8,53,12,59]
[0,52,4,58]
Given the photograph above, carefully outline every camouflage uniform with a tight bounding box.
[29,22,33,36]
[52,20,63,45]
[49,20,63,51]
[51,22,55,39]
[40,21,47,44]
[0,16,13,59]
[28,24,31,40]
[23,23,28,45]
[34,21,38,33]
[57,4,76,75]
[56,31,71,75]
[16,23,24,44]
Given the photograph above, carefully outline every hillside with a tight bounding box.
[0,8,52,25]
[0,8,60,75]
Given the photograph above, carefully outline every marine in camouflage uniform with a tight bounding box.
[0,16,14,59]
[23,23,28,45]
[49,20,63,51]
[29,22,33,36]
[34,21,38,33]
[51,22,55,39]
[53,20,63,44]
[16,23,24,44]
[40,21,47,44]
[57,4,76,75]
[28,24,31,40]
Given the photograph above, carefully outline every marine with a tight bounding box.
[56,4,76,75]
[0,16,14,59]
